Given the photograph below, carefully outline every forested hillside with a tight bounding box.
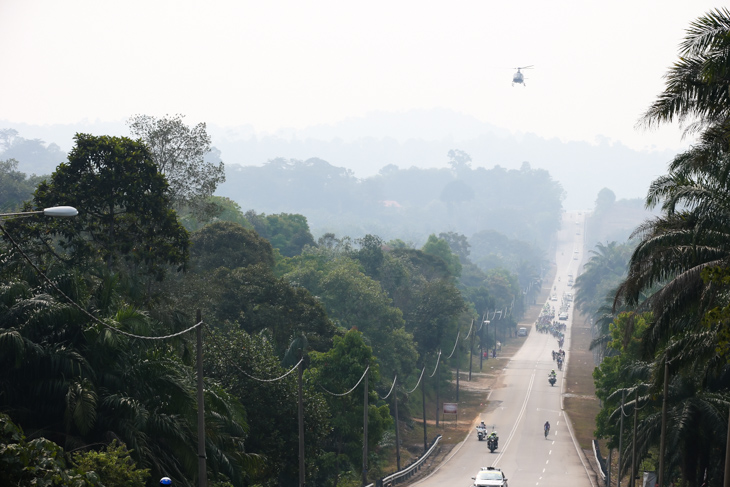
[219,154,564,247]
[0,123,539,487]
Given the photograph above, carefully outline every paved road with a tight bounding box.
[414,212,595,487]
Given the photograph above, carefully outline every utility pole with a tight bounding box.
[631,389,638,487]
[298,357,305,487]
[724,405,730,487]
[422,369,428,451]
[479,320,485,371]
[493,312,499,359]
[196,310,207,487]
[479,318,489,372]
[435,362,440,428]
[618,390,625,487]
[469,320,475,381]
[658,358,669,487]
[393,380,401,471]
[362,366,369,487]
[456,334,460,402]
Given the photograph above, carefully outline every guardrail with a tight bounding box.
[592,439,607,481]
[365,435,442,487]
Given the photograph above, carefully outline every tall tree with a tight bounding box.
[127,114,225,218]
[10,133,189,282]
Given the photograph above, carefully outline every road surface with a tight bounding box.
[414,212,595,487]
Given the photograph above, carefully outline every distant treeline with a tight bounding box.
[219,155,565,252]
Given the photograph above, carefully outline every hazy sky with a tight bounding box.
[0,1,722,152]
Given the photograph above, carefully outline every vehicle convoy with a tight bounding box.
[472,467,508,487]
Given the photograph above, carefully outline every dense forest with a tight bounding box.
[219,152,564,248]
[0,116,547,486]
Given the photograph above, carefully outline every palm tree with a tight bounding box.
[639,8,730,146]
[0,270,252,486]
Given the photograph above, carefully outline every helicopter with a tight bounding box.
[512,65,533,86]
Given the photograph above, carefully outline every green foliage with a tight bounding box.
[9,133,189,282]
[244,210,316,257]
[0,412,100,487]
[281,254,417,378]
[592,313,649,443]
[573,241,632,319]
[421,234,462,278]
[206,264,337,355]
[178,196,252,232]
[306,330,392,486]
[204,327,328,487]
[72,440,150,487]
[190,221,274,272]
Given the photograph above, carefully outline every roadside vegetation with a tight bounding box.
[572,9,730,487]
[0,119,553,486]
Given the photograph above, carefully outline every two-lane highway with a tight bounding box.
[415,212,594,487]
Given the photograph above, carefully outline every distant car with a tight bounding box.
[551,295,557,301]
[559,312,568,320]
[517,327,527,337]
[472,467,508,487]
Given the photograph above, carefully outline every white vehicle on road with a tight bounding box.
[472,467,508,487]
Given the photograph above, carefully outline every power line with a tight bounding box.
[429,350,442,378]
[380,376,397,399]
[318,366,370,397]
[0,223,203,340]
[405,366,425,395]
[447,331,460,359]
[464,319,474,339]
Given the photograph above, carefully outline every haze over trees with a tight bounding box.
[0,123,528,486]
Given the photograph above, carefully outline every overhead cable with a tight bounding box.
[405,366,425,395]
[446,331,460,359]
[319,366,370,397]
[0,224,203,340]
[429,350,441,378]
[464,319,474,340]
[380,376,397,399]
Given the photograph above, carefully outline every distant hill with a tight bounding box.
[2,108,677,210]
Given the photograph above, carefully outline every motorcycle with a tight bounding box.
[476,425,487,441]
[548,375,556,386]
[487,434,499,452]
[557,358,563,371]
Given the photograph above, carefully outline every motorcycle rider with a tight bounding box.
[488,430,499,448]
[544,421,550,437]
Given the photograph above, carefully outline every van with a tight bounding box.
[517,327,527,337]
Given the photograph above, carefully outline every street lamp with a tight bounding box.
[0,206,78,218]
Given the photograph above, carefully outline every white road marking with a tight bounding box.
[492,370,536,467]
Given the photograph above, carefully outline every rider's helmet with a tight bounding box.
[160,478,172,486]
[551,369,555,373]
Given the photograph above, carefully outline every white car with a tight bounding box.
[473,467,508,487]
[559,312,568,320]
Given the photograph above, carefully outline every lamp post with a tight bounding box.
[0,206,78,219]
